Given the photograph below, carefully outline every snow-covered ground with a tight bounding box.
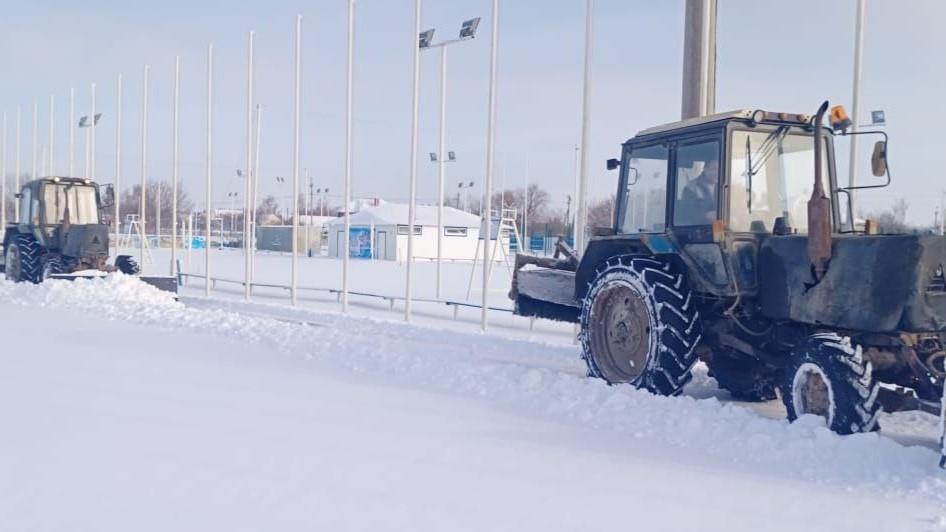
[1,274,944,531]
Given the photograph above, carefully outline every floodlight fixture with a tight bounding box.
[871,110,886,126]
[447,151,456,162]
[78,115,89,127]
[419,29,435,49]
[429,152,438,162]
[459,17,480,39]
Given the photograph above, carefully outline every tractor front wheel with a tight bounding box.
[783,333,881,434]
[115,255,140,275]
[579,255,702,396]
[4,234,44,283]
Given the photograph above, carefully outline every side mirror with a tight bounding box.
[871,140,887,177]
[606,158,620,171]
[101,184,115,209]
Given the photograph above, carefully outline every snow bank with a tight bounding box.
[1,275,944,506]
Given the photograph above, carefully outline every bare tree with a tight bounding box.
[866,198,911,234]
[119,180,194,234]
[586,195,616,232]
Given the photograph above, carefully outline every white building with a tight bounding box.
[327,203,506,261]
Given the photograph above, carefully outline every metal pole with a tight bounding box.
[435,45,447,299]
[140,65,149,272]
[14,107,20,220]
[205,44,214,297]
[69,88,75,176]
[575,0,593,254]
[291,15,302,305]
[251,103,262,278]
[90,83,96,181]
[940,191,945,236]
[847,0,866,214]
[523,155,529,252]
[681,0,717,119]
[342,4,354,312]
[171,57,180,274]
[48,95,54,175]
[306,169,311,257]
[31,100,38,181]
[405,0,421,321]
[244,31,255,299]
[482,0,499,331]
[114,74,122,254]
[1,111,6,224]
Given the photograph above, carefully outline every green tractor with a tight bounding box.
[2,176,176,293]
[511,102,946,466]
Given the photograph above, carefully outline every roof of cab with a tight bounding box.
[633,109,812,139]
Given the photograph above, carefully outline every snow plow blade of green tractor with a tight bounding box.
[49,273,179,295]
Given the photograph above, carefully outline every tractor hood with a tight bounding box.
[759,234,946,332]
[61,224,110,259]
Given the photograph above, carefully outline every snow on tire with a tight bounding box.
[579,255,702,396]
[783,333,881,435]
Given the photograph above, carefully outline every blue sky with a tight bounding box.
[1,0,944,224]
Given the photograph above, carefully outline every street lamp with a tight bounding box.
[457,180,474,212]
[420,16,481,299]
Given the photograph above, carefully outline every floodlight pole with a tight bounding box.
[244,31,255,300]
[847,0,866,214]
[435,45,447,299]
[205,44,214,297]
[115,73,122,255]
[405,0,421,322]
[171,57,181,275]
[140,66,149,272]
[575,0,594,255]
[342,4,354,312]
[68,88,75,177]
[482,0,499,332]
[291,15,302,305]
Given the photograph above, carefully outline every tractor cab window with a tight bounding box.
[729,129,828,233]
[674,140,721,226]
[619,144,668,234]
[19,188,33,225]
[43,184,100,225]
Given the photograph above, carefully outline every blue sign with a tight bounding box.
[350,227,372,258]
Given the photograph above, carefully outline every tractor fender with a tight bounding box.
[574,236,676,302]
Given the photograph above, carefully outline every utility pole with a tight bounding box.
[681,0,717,119]
[848,0,866,213]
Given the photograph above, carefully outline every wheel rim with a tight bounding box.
[589,282,651,382]
[5,244,21,281]
[792,362,835,425]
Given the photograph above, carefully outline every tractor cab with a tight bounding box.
[601,109,842,298]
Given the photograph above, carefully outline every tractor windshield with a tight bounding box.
[729,128,829,233]
[43,183,100,225]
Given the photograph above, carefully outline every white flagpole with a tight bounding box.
[114,73,123,254]
[31,100,38,181]
[482,0,499,331]
[205,44,214,297]
[90,83,96,180]
[48,95,54,175]
[69,88,75,176]
[291,16,302,305]
[14,106,20,220]
[405,0,420,321]
[171,57,181,275]
[140,66,149,272]
[1,111,6,224]
[342,3,354,312]
[244,31,255,299]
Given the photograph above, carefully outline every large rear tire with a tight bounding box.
[783,333,881,434]
[4,234,44,283]
[579,255,702,396]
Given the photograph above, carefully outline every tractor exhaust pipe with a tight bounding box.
[808,101,832,281]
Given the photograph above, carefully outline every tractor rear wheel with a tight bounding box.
[579,255,702,396]
[783,333,881,434]
[4,234,44,283]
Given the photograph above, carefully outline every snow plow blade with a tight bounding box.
[509,237,581,323]
[50,274,179,294]
[941,385,946,469]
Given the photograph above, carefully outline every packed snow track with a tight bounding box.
[1,275,944,531]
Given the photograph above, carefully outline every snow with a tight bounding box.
[1,274,944,531]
